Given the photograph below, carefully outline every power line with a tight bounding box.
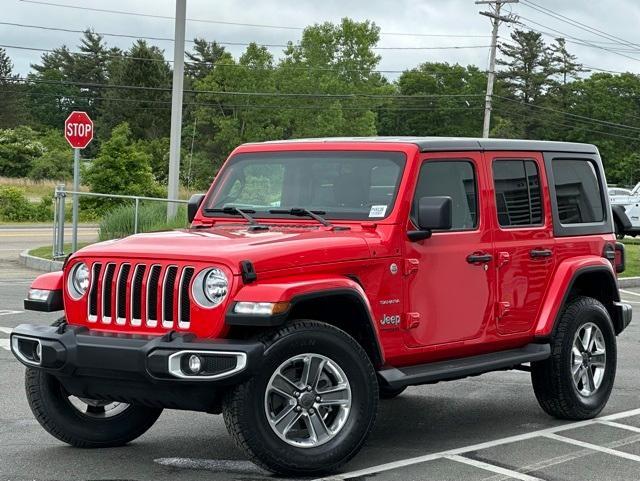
[494,106,640,142]
[521,0,640,50]
[2,76,486,100]
[0,43,491,77]
[494,96,640,133]
[17,0,490,39]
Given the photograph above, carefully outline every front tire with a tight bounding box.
[25,368,162,447]
[223,320,378,476]
[531,296,617,420]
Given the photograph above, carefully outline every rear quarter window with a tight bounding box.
[543,152,612,237]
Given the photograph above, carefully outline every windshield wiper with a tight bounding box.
[204,207,269,231]
[269,208,348,230]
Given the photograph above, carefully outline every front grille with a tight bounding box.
[86,261,194,330]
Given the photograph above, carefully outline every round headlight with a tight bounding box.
[68,262,90,299]
[203,268,228,305]
[193,268,228,307]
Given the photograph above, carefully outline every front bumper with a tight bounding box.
[10,323,264,412]
[613,301,633,333]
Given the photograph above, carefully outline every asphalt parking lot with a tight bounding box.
[1,260,640,481]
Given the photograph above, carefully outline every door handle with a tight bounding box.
[530,248,553,259]
[467,253,493,264]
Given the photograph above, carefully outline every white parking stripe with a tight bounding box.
[599,420,640,434]
[0,327,14,334]
[542,433,640,463]
[620,289,640,297]
[621,300,640,305]
[444,455,544,481]
[0,339,9,351]
[315,408,640,480]
[0,310,22,317]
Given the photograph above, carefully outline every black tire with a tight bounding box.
[223,320,378,476]
[531,296,617,420]
[25,368,162,447]
[379,384,407,399]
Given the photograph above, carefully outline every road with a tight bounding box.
[0,264,640,480]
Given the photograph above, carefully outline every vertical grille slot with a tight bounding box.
[178,267,194,328]
[101,263,116,323]
[88,263,101,322]
[146,265,161,327]
[162,266,178,328]
[131,264,146,326]
[115,264,131,325]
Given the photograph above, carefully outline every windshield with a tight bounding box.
[204,151,406,221]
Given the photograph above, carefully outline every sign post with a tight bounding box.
[64,111,94,253]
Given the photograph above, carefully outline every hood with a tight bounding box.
[75,224,374,274]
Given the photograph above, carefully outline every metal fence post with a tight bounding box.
[134,197,140,234]
[54,184,66,259]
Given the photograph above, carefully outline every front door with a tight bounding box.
[488,152,555,334]
[403,153,495,348]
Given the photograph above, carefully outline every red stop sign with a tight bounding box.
[64,111,94,149]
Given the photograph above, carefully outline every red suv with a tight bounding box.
[12,138,631,476]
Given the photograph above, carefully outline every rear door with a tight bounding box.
[488,152,555,335]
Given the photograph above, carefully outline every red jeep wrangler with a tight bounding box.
[12,138,631,476]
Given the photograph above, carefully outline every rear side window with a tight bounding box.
[552,160,604,224]
[413,160,478,230]
[493,160,543,227]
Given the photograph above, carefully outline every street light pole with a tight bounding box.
[476,0,519,138]
[167,0,187,220]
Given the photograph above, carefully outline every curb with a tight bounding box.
[19,249,63,272]
[618,276,640,288]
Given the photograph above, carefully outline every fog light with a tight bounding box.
[187,354,202,374]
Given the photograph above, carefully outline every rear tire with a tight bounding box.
[25,368,162,447]
[222,320,378,476]
[531,296,616,420]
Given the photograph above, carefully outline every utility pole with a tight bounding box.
[476,0,518,138]
[167,0,187,220]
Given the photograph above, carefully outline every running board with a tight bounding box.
[378,343,551,389]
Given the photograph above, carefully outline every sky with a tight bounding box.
[2,0,640,80]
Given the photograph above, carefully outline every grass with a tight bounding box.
[98,202,187,241]
[0,176,90,201]
[621,242,640,278]
[29,242,91,260]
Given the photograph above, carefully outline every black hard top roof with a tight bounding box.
[249,136,597,154]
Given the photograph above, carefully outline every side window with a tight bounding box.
[413,160,478,230]
[552,160,604,224]
[493,159,543,227]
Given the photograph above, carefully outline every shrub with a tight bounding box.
[0,186,52,222]
[99,202,187,241]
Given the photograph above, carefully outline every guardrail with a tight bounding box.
[52,185,188,260]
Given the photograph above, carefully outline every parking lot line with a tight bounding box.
[598,420,640,434]
[444,455,544,481]
[541,433,640,463]
[317,408,640,480]
[0,327,14,334]
[0,339,9,351]
[619,289,640,297]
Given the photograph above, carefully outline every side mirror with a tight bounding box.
[188,194,205,223]
[408,196,452,241]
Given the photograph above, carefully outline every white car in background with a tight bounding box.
[608,183,640,238]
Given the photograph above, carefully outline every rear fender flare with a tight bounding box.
[535,257,619,337]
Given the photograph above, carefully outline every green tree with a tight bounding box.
[0,126,44,177]
[185,38,227,81]
[495,30,556,138]
[378,63,486,137]
[84,123,163,211]
[0,48,26,128]
[98,41,172,141]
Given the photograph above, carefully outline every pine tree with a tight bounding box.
[185,38,227,81]
[0,48,26,128]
